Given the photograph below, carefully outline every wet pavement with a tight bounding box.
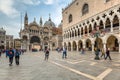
[0,51,120,80]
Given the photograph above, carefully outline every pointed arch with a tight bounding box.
[68,42,71,51]
[113,15,119,27]
[68,14,73,23]
[105,18,111,28]
[81,27,83,35]
[94,22,97,30]
[86,39,92,51]
[107,35,119,51]
[99,20,104,30]
[78,40,83,51]
[72,41,77,51]
[82,3,89,15]
[89,24,92,33]
[85,26,87,34]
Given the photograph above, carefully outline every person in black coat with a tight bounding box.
[105,48,112,60]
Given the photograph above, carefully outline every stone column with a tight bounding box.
[119,19,120,30]
[92,43,94,53]
[87,26,89,36]
[83,27,85,37]
[80,28,81,38]
[103,43,106,52]
[103,22,105,29]
[111,21,113,32]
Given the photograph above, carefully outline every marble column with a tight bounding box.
[92,43,94,53]
[71,44,73,51]
[111,21,113,32]
[103,43,106,52]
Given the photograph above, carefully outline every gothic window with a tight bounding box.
[82,3,89,15]
[68,14,73,23]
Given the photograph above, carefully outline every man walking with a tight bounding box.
[15,49,21,65]
[62,47,67,59]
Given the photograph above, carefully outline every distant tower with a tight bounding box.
[24,12,28,29]
[40,17,43,26]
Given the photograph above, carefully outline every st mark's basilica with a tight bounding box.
[19,13,62,51]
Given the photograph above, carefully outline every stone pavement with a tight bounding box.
[0,51,120,80]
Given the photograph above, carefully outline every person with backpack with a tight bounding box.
[15,49,21,65]
[44,48,49,61]
[7,48,14,66]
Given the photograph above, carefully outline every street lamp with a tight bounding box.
[93,26,100,60]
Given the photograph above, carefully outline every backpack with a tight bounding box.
[9,51,13,54]
[46,50,49,54]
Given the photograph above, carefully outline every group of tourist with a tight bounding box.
[0,48,22,66]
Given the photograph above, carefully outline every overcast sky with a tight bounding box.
[0,0,72,38]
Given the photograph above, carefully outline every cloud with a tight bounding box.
[44,0,54,5]
[0,0,19,18]
[21,0,41,5]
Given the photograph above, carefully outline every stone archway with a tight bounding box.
[94,37,103,50]
[86,39,92,51]
[72,41,77,51]
[30,36,41,50]
[68,42,71,51]
[106,35,118,51]
[78,40,83,51]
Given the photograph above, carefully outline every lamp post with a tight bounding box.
[93,26,100,60]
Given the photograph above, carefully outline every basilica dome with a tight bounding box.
[0,28,6,32]
[44,18,56,27]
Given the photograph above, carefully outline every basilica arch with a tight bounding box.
[30,36,41,50]
[106,35,119,51]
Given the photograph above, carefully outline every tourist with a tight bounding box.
[7,48,14,66]
[101,48,105,59]
[15,49,21,65]
[44,48,49,61]
[81,48,85,54]
[62,47,67,59]
[105,48,112,60]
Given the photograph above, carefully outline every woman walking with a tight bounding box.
[44,48,49,61]
[101,48,105,59]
